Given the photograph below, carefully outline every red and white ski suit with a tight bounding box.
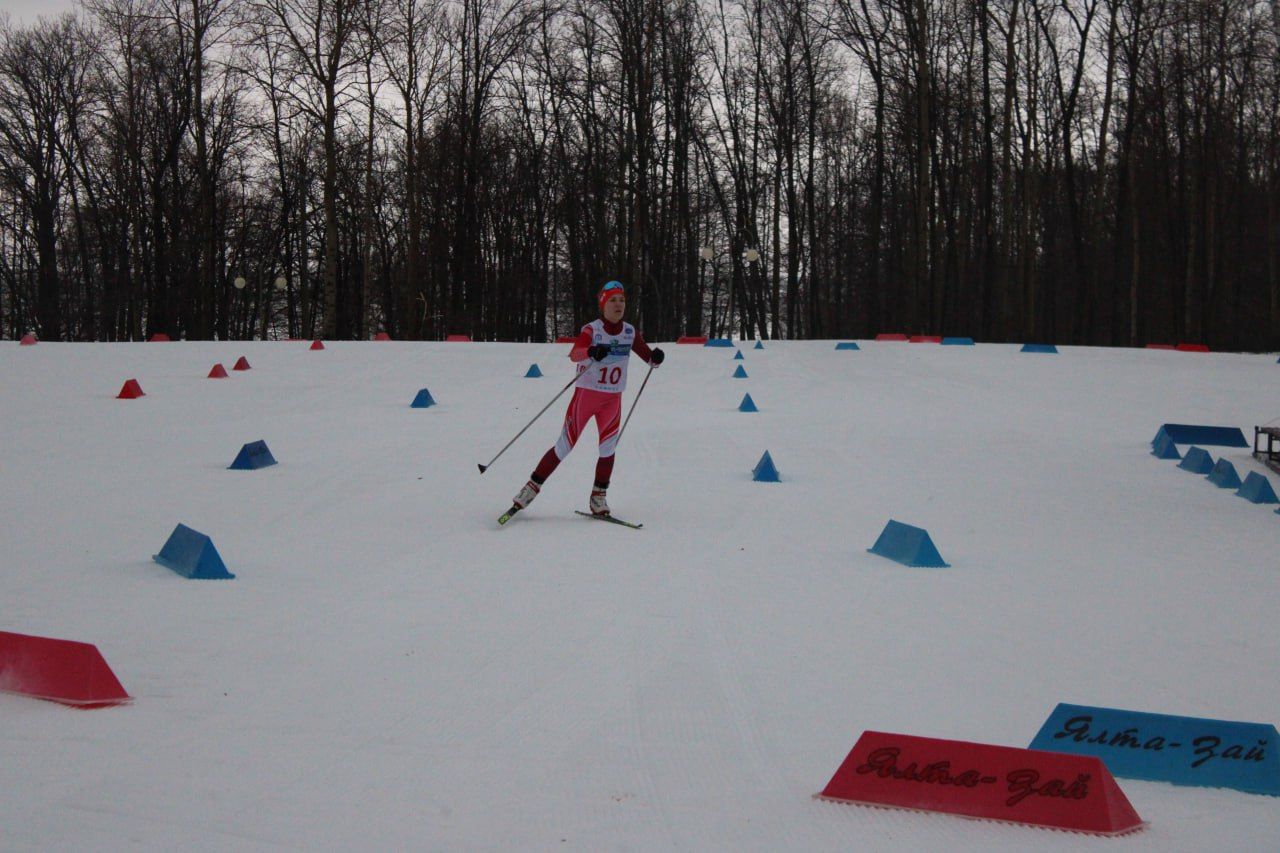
[531,319,655,487]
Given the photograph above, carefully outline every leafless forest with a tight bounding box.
[1,0,1277,347]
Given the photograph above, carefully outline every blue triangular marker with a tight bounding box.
[868,520,950,568]
[733,350,744,360]
[941,337,975,345]
[835,342,860,350]
[733,365,748,379]
[1154,424,1248,447]
[754,341,764,350]
[738,394,758,413]
[1178,446,1214,474]
[1237,471,1279,504]
[752,451,779,482]
[153,524,234,579]
[411,388,436,408]
[1207,458,1242,489]
[524,364,542,378]
[229,440,277,470]
[1151,431,1181,460]
[1021,343,1059,353]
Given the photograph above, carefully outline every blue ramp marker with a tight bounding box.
[410,388,436,408]
[733,365,748,379]
[705,338,734,347]
[738,393,758,413]
[1029,703,1280,795]
[153,524,235,580]
[754,340,764,350]
[1021,343,1059,353]
[752,451,780,482]
[1155,423,1248,448]
[229,440,277,470]
[834,342,860,351]
[524,364,542,378]
[1151,431,1181,460]
[1178,446,1215,474]
[868,520,950,568]
[1238,471,1280,504]
[941,337,975,345]
[1207,458,1242,489]
[733,350,744,360]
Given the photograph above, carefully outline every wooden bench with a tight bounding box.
[1254,426,1280,474]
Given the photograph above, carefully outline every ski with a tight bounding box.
[497,505,521,526]
[574,510,643,529]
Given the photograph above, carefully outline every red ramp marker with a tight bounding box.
[310,339,325,350]
[117,378,145,399]
[19,333,37,345]
[0,630,131,708]
[817,731,1145,836]
[149,333,171,342]
[233,356,251,371]
[208,363,228,378]
[373,332,391,341]
[445,334,471,342]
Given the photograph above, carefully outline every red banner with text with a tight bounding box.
[818,731,1145,836]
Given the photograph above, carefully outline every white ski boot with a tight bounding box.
[589,487,610,517]
[513,479,541,510]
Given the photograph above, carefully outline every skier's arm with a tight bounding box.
[569,328,593,362]
[632,333,663,365]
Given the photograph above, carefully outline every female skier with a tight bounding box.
[504,280,664,521]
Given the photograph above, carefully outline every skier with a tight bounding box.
[505,280,664,521]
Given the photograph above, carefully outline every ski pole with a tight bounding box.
[614,362,655,448]
[477,372,579,473]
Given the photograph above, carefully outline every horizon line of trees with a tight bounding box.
[1,0,1278,350]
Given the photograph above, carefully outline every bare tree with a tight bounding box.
[251,0,368,338]
[0,15,92,339]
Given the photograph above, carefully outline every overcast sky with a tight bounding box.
[2,0,79,27]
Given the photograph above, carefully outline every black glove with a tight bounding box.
[588,344,611,361]
[650,347,665,366]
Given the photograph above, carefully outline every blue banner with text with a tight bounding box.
[1029,703,1279,795]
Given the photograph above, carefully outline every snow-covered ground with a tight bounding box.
[2,338,1278,851]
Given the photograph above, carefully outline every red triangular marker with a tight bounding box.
[0,630,131,708]
[117,378,145,399]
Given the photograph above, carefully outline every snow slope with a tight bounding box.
[2,338,1278,851]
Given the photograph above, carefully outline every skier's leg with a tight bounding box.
[590,394,623,515]
[513,390,585,508]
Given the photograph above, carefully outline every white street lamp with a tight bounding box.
[234,276,247,290]
[744,248,760,263]
[699,246,714,261]
[274,276,287,290]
